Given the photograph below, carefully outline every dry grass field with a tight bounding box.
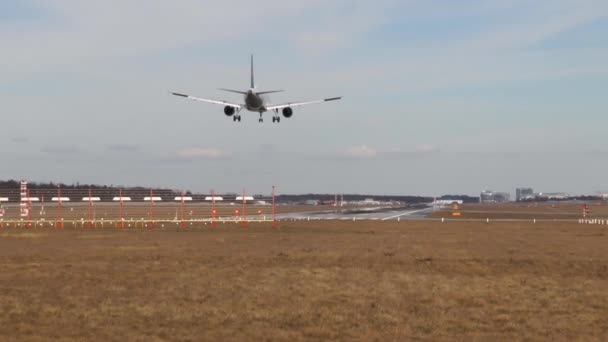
[432,201,608,220]
[1,221,607,341]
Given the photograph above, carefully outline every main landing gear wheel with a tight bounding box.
[233,115,241,122]
[259,118,263,123]
[272,117,281,123]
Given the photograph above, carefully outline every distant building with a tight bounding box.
[480,190,510,203]
[516,188,534,201]
[433,199,464,205]
[537,192,570,200]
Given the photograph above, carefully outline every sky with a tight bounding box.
[1,0,608,196]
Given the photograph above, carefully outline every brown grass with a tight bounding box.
[432,201,608,220]
[0,232,49,239]
[0,221,607,340]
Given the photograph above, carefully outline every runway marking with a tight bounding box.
[381,209,430,221]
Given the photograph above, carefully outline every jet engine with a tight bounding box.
[224,106,235,116]
[282,107,293,118]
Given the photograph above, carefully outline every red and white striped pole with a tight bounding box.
[149,189,155,228]
[26,189,32,228]
[180,191,185,228]
[272,185,277,227]
[118,188,124,229]
[88,188,93,228]
[241,188,247,228]
[211,190,216,228]
[56,185,62,229]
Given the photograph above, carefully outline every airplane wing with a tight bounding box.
[265,97,342,111]
[171,92,243,109]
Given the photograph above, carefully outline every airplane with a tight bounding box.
[171,55,342,123]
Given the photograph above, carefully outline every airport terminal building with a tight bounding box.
[516,188,534,201]
[480,190,510,203]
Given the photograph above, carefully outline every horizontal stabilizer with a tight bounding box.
[218,88,248,95]
[256,90,284,95]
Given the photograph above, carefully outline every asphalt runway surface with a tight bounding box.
[274,206,434,221]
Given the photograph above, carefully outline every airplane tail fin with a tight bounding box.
[250,54,255,89]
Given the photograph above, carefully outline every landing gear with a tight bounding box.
[272,116,280,123]
[259,112,263,123]
[232,108,242,122]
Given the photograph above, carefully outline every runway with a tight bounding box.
[273,206,434,221]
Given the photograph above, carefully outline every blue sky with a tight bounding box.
[1,0,607,196]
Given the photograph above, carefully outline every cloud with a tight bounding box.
[12,137,29,144]
[0,0,335,72]
[40,145,81,155]
[176,147,228,160]
[291,0,398,54]
[384,145,441,159]
[107,144,139,152]
[343,144,440,160]
[414,144,440,155]
[4,0,605,94]
[344,145,378,159]
[1,0,606,196]
[465,0,608,51]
